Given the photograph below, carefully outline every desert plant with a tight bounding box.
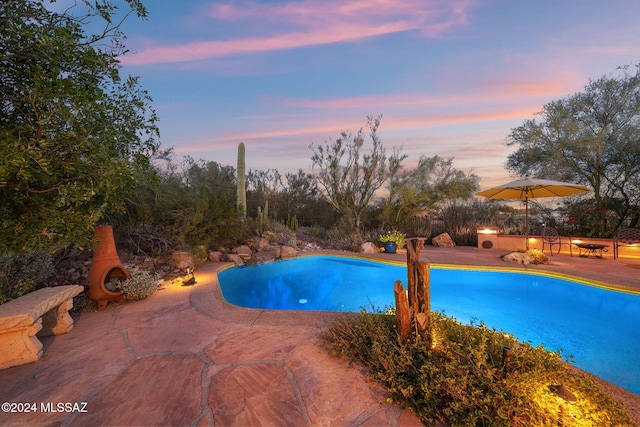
[286,214,299,232]
[270,222,297,247]
[0,250,54,304]
[237,142,247,218]
[325,222,365,251]
[256,201,270,235]
[115,267,159,301]
[261,230,276,243]
[322,311,633,427]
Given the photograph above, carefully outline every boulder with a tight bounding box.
[502,251,533,265]
[360,242,379,253]
[301,242,322,252]
[254,237,270,251]
[208,251,223,262]
[222,253,244,266]
[262,245,281,259]
[169,251,194,269]
[432,232,456,248]
[280,245,298,259]
[253,252,277,264]
[232,245,253,260]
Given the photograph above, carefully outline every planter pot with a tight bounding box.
[86,225,128,311]
[383,242,398,254]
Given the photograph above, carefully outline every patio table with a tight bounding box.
[573,243,608,258]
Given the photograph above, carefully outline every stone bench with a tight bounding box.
[0,285,84,369]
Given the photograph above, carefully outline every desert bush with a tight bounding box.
[321,311,632,427]
[0,250,54,304]
[301,225,326,239]
[270,222,297,247]
[326,221,365,251]
[114,266,159,301]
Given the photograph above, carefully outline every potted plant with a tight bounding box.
[379,230,406,254]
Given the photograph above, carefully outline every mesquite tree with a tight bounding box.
[1,0,160,252]
[310,116,405,233]
[507,63,640,231]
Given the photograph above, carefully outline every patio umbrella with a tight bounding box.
[476,177,590,249]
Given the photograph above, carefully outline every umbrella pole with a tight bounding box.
[525,195,529,250]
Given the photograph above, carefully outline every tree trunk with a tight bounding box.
[394,280,412,344]
[400,237,431,342]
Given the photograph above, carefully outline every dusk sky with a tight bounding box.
[113,0,640,189]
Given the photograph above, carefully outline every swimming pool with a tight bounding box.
[218,255,640,394]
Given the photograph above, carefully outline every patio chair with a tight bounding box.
[613,228,640,259]
[541,227,572,256]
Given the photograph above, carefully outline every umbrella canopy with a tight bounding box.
[476,177,590,249]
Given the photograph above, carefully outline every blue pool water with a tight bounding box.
[218,255,640,394]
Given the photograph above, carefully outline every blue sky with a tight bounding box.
[111,0,640,189]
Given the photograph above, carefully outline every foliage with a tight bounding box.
[0,250,54,304]
[378,230,407,247]
[0,0,160,253]
[564,201,619,238]
[282,169,320,219]
[112,156,246,253]
[246,169,282,221]
[112,266,158,301]
[379,155,480,227]
[269,222,297,247]
[310,115,406,233]
[325,220,366,251]
[322,311,633,427]
[261,230,276,243]
[286,214,299,232]
[507,63,640,232]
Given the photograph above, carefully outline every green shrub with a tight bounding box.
[0,250,54,304]
[114,266,159,301]
[321,311,633,427]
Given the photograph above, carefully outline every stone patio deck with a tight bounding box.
[1,246,639,426]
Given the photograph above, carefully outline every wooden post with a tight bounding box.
[415,312,429,334]
[394,280,412,344]
[398,238,431,343]
[406,238,424,312]
[406,238,422,264]
[416,262,430,330]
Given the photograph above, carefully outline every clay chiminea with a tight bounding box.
[86,225,129,311]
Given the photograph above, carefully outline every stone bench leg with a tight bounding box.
[39,299,75,337]
[0,319,43,369]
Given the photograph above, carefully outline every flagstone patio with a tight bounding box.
[1,246,638,426]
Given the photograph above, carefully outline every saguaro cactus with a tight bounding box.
[236,142,246,218]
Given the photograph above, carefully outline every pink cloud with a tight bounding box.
[268,75,568,113]
[122,0,475,65]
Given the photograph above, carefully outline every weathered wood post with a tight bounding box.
[415,262,430,334]
[394,280,412,344]
[394,238,431,343]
